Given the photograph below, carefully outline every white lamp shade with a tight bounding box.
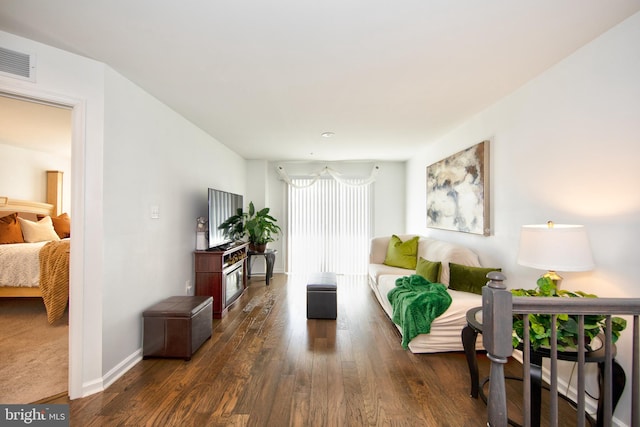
[517,224,595,272]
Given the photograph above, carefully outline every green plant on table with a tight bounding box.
[244,201,281,248]
[217,201,281,251]
[511,277,626,351]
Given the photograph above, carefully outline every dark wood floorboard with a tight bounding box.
[44,273,585,426]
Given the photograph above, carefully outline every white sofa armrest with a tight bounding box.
[369,236,391,264]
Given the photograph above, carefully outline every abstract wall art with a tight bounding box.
[426,141,490,236]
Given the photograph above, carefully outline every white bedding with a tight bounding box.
[0,241,49,287]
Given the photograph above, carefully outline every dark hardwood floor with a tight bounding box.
[46,273,583,426]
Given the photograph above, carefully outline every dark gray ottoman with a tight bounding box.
[143,296,213,360]
[306,272,337,319]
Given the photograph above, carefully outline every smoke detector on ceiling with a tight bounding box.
[0,46,36,82]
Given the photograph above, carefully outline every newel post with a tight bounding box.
[482,271,512,427]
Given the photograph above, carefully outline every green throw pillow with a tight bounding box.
[415,257,441,283]
[383,235,419,269]
[449,263,502,295]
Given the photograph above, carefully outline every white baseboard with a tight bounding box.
[103,348,143,390]
[79,348,142,398]
[80,378,104,398]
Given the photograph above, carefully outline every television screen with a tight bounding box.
[207,188,244,250]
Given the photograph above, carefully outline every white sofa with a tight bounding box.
[368,234,485,353]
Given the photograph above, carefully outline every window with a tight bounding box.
[287,177,372,274]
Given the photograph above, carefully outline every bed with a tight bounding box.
[0,196,71,323]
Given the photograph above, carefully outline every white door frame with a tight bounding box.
[0,84,88,399]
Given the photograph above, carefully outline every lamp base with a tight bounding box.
[542,270,563,288]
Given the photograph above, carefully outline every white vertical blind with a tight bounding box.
[287,178,372,274]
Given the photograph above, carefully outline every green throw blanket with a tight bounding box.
[387,275,452,349]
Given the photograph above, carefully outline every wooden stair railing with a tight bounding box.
[483,272,640,427]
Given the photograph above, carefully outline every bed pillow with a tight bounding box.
[38,213,71,239]
[415,257,441,283]
[448,262,502,295]
[383,235,419,269]
[50,213,71,239]
[17,216,61,243]
[0,213,25,244]
[38,212,71,239]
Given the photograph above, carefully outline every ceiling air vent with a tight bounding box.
[0,46,36,82]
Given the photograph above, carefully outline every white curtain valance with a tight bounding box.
[276,164,379,188]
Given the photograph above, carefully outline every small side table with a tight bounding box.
[247,249,277,285]
[462,306,625,427]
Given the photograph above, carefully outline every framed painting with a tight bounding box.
[426,140,490,236]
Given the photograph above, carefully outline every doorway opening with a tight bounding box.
[0,88,84,402]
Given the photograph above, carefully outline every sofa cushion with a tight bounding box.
[372,274,484,353]
[418,239,481,285]
[415,257,441,283]
[383,235,419,269]
[449,262,501,295]
[369,263,413,284]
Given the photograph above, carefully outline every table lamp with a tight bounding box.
[517,221,595,287]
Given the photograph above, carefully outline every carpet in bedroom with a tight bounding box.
[0,297,68,404]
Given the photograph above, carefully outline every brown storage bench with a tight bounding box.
[143,296,213,360]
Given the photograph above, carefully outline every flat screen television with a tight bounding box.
[207,188,244,250]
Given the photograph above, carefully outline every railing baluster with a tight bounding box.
[484,288,640,427]
[633,315,639,427]
[483,272,511,427]
[604,316,613,427]
[550,315,558,427]
[577,315,585,427]
[523,317,531,427]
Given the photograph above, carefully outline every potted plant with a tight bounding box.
[243,202,281,252]
[217,202,281,252]
[217,207,246,242]
[511,277,627,351]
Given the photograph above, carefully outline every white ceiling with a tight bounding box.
[1,1,639,161]
[0,95,72,157]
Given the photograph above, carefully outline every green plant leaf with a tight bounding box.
[536,277,556,296]
[242,201,281,245]
[574,290,597,298]
[510,278,627,350]
[561,316,578,331]
[612,317,627,330]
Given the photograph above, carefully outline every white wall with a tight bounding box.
[0,29,247,399]
[0,143,71,212]
[372,162,406,237]
[406,12,640,426]
[102,67,246,376]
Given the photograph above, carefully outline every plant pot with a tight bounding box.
[249,243,267,253]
